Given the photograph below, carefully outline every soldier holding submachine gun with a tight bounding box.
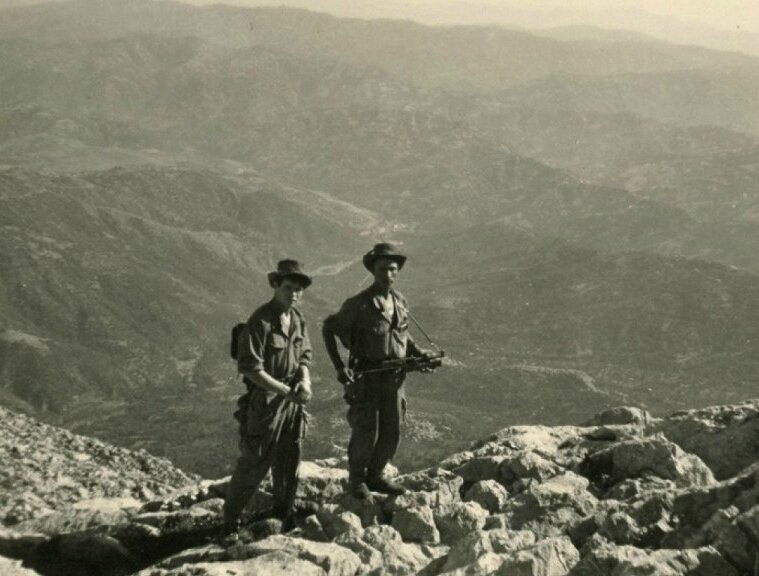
[323,243,442,499]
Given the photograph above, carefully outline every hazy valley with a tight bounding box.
[1,0,758,478]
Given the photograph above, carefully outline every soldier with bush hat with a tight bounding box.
[322,243,435,499]
[222,259,313,533]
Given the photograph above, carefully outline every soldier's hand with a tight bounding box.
[419,348,436,360]
[293,380,313,405]
[418,349,439,372]
[337,367,355,386]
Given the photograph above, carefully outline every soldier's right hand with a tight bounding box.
[293,380,313,405]
[337,366,355,385]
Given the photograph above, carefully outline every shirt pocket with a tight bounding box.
[371,323,390,335]
[268,333,287,351]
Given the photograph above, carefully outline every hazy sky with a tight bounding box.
[181,0,759,34]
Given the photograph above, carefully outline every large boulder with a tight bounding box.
[391,505,439,544]
[499,452,562,487]
[655,400,759,480]
[442,529,536,572]
[329,492,385,527]
[440,536,578,576]
[464,480,509,513]
[569,542,737,576]
[316,509,363,540]
[452,457,504,483]
[225,534,362,576]
[663,463,759,548]
[714,504,759,574]
[434,502,489,545]
[582,436,715,489]
[262,461,348,504]
[336,525,433,575]
[585,406,654,427]
[388,468,463,511]
[506,472,599,535]
[497,536,579,576]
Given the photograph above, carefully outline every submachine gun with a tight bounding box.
[354,351,445,376]
[354,309,445,377]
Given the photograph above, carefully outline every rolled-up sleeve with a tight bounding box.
[324,297,359,348]
[238,317,268,375]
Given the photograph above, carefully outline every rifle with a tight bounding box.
[355,350,445,376]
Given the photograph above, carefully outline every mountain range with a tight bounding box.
[1,0,758,476]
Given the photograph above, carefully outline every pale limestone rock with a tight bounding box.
[358,525,431,575]
[585,406,653,427]
[498,536,579,576]
[316,510,363,539]
[440,451,475,471]
[391,505,439,544]
[442,529,536,571]
[655,400,759,480]
[435,502,489,544]
[439,552,508,576]
[499,452,561,486]
[330,492,385,527]
[584,436,715,488]
[132,507,216,533]
[668,464,758,532]
[464,480,509,513]
[0,556,42,576]
[333,531,384,572]
[394,468,463,509]
[504,472,599,537]
[227,534,362,576]
[139,550,326,575]
[440,537,578,576]
[293,461,349,502]
[155,544,226,569]
[301,515,329,542]
[569,543,737,576]
[453,457,504,483]
[714,504,759,574]
[12,506,134,535]
[605,476,676,500]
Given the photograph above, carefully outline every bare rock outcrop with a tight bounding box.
[654,399,759,480]
[2,400,758,576]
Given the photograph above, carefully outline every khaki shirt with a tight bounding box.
[324,285,420,363]
[238,299,312,383]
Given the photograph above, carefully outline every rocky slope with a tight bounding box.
[0,407,199,526]
[1,399,757,575]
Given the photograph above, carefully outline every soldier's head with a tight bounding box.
[363,243,406,291]
[268,260,311,310]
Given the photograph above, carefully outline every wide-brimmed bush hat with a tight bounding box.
[362,243,407,272]
[268,259,312,288]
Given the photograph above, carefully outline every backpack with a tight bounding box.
[230,322,246,360]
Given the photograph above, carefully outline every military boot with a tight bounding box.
[272,504,297,533]
[348,476,372,500]
[217,519,240,543]
[366,474,405,496]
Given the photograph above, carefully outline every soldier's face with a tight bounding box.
[373,258,399,290]
[274,278,305,310]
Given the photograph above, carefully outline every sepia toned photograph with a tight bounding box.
[1,0,757,574]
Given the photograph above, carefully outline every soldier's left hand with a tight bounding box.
[418,349,439,372]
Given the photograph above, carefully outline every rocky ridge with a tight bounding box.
[0,400,757,575]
